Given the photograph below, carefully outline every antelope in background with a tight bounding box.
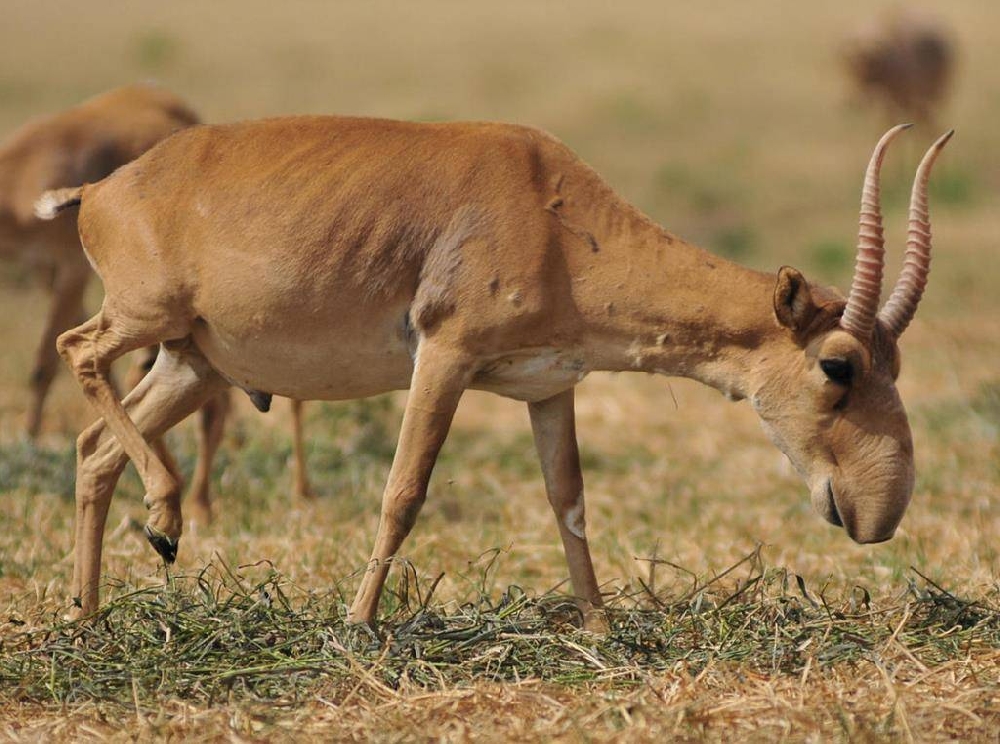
[36,116,950,625]
[843,8,954,127]
[0,85,310,522]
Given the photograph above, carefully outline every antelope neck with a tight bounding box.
[570,203,780,401]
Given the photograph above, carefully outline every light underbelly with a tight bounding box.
[191,296,587,404]
[191,314,416,401]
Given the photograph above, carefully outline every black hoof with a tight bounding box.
[144,526,178,563]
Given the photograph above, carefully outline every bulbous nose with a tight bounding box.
[828,474,910,544]
[843,515,896,544]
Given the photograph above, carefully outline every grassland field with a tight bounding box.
[0,1,998,741]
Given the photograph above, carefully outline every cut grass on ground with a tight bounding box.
[2,551,998,740]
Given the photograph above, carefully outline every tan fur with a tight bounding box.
[42,116,939,625]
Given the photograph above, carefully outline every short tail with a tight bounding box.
[34,186,84,220]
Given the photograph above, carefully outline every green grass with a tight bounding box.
[930,165,977,207]
[132,30,181,74]
[0,440,77,500]
[806,238,854,277]
[3,551,996,710]
[710,224,757,261]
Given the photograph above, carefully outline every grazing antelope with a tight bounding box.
[843,9,954,126]
[36,117,950,623]
[0,84,198,438]
[1,85,309,521]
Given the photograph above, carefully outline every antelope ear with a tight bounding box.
[773,266,816,331]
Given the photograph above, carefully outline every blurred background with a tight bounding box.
[0,1,997,607]
[2,1,996,322]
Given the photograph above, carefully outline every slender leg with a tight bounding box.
[124,347,193,528]
[26,262,89,438]
[71,338,228,615]
[347,347,472,625]
[290,399,313,500]
[124,346,229,525]
[528,388,605,627]
[57,310,193,563]
[186,389,231,524]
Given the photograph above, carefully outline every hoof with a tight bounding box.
[344,616,382,644]
[293,484,315,501]
[25,418,41,442]
[582,608,611,634]
[345,605,379,630]
[144,525,179,563]
[66,597,87,622]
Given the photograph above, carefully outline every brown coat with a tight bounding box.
[42,117,948,623]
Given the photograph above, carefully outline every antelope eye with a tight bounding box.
[820,358,853,386]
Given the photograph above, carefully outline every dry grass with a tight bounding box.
[2,551,998,741]
[1,0,999,740]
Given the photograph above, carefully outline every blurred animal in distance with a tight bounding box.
[0,85,315,523]
[842,8,954,126]
[0,84,199,439]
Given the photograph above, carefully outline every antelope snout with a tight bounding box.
[842,512,897,544]
[816,475,911,545]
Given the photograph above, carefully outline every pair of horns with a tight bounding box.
[840,125,953,339]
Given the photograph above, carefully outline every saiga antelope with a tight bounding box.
[37,118,950,624]
[0,85,309,520]
[843,9,953,126]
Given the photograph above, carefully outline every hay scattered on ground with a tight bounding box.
[3,549,996,719]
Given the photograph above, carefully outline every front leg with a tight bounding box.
[528,388,604,626]
[347,344,472,625]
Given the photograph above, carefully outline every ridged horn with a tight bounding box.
[878,130,954,337]
[839,124,911,338]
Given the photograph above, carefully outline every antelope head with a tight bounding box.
[751,126,952,543]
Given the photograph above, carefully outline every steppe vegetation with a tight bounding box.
[1,1,997,740]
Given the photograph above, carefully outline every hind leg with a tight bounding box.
[124,345,159,391]
[58,308,198,563]
[187,389,231,524]
[70,336,228,615]
[124,345,227,525]
[26,261,89,438]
